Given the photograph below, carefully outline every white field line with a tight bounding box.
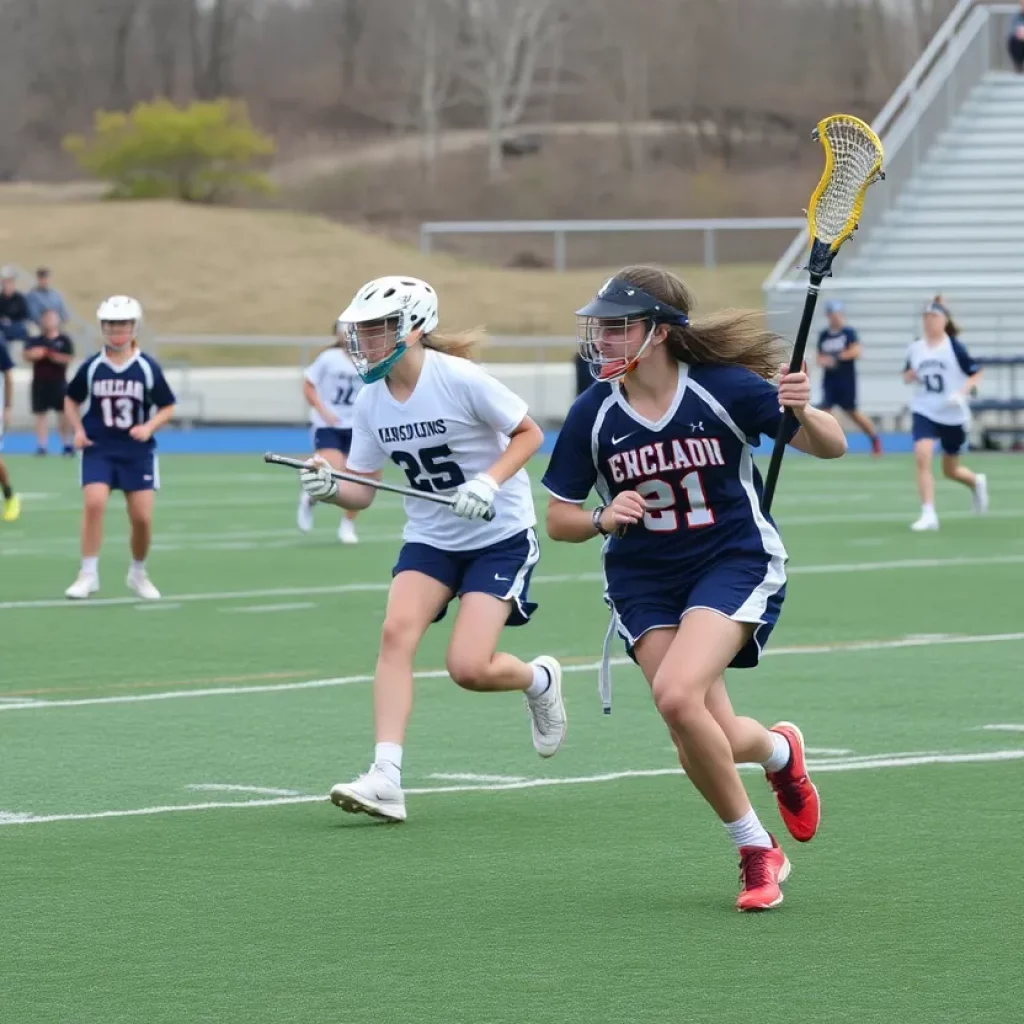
[805,747,853,755]
[218,602,318,614]
[981,724,1024,732]
[3,749,1022,828]
[427,773,529,783]
[185,784,307,796]
[4,552,1023,612]
[3,630,1024,714]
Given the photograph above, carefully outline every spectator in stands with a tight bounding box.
[26,267,69,327]
[1010,2,1024,73]
[24,309,75,456]
[0,267,31,344]
[816,300,883,456]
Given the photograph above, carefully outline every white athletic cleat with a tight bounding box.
[65,573,99,600]
[338,518,358,545]
[330,765,407,822]
[297,493,314,533]
[910,510,939,532]
[972,474,989,515]
[126,570,161,600]
[525,655,567,758]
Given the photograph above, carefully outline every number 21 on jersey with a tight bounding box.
[635,473,714,530]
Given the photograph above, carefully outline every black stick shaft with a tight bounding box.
[761,273,824,514]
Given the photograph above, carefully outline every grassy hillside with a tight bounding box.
[0,199,771,360]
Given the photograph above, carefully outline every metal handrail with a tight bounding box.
[762,0,1015,293]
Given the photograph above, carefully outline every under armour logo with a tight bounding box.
[689,422,705,432]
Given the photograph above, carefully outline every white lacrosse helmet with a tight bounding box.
[97,295,143,350]
[336,276,438,382]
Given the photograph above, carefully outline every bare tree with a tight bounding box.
[189,0,248,99]
[454,0,566,178]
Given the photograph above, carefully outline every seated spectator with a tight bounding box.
[26,266,70,327]
[0,267,31,343]
[1010,1,1024,73]
[23,310,75,455]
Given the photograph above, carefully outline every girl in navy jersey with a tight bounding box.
[543,265,846,912]
[903,297,986,532]
[63,296,176,600]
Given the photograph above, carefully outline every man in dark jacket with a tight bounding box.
[1009,1,1024,72]
[23,309,75,455]
[0,267,31,343]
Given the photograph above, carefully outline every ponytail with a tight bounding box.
[933,294,960,338]
[422,327,486,361]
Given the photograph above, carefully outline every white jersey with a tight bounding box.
[905,336,979,426]
[304,347,362,430]
[347,348,536,550]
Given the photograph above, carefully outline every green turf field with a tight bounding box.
[2,452,1023,1023]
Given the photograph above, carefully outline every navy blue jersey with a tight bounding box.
[542,364,798,587]
[0,338,12,374]
[66,351,175,452]
[817,327,858,388]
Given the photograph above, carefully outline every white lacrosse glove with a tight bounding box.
[451,473,498,520]
[300,456,338,502]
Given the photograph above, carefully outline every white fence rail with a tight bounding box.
[420,217,805,271]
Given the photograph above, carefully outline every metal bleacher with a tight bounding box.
[763,1,1024,440]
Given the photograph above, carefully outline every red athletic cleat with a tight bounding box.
[736,836,790,912]
[765,721,821,843]
[871,435,883,457]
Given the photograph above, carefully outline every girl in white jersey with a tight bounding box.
[300,276,567,822]
[904,297,987,532]
[297,333,363,543]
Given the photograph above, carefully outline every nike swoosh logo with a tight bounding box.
[610,432,635,445]
[494,574,511,582]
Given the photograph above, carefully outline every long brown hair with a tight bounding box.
[932,294,960,338]
[615,264,783,380]
[421,327,485,361]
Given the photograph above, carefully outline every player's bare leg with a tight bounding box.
[34,412,49,454]
[448,592,565,756]
[848,409,882,455]
[635,612,790,911]
[911,438,939,530]
[705,677,820,842]
[941,453,987,514]
[125,489,160,599]
[0,457,19,521]
[330,571,450,822]
[66,482,109,598]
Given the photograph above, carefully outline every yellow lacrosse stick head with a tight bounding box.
[806,114,885,256]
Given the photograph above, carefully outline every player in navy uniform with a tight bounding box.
[816,300,882,455]
[543,266,847,912]
[63,296,176,600]
[0,335,20,521]
[903,297,986,531]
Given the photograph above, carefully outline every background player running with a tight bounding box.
[297,331,364,543]
[300,275,566,823]
[816,300,882,455]
[63,296,176,600]
[904,297,987,532]
[543,266,847,912]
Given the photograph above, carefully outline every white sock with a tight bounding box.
[525,662,551,699]
[761,730,791,773]
[374,742,403,785]
[724,808,773,850]
[81,556,99,576]
[130,559,146,576]
[922,503,935,516]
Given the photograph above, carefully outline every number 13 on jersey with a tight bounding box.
[635,472,715,531]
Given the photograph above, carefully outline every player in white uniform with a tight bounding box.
[300,276,567,822]
[297,335,364,543]
[904,298,987,532]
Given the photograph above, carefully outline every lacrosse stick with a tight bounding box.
[263,452,496,521]
[761,114,885,513]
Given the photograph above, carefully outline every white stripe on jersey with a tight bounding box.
[905,337,973,426]
[304,347,362,430]
[346,348,536,551]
